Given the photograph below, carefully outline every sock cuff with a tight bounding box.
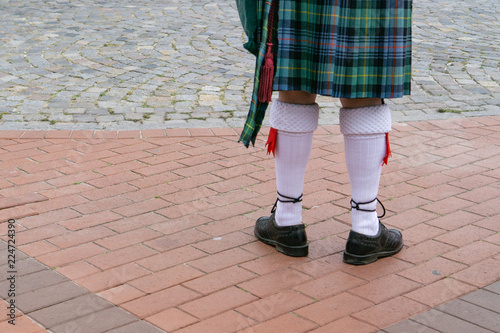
[270,100,319,133]
[340,104,392,135]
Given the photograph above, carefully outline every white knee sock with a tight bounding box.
[270,100,319,226]
[274,130,313,226]
[340,104,392,236]
[344,133,385,235]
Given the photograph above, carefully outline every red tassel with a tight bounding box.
[382,132,392,166]
[265,127,278,156]
[258,43,274,103]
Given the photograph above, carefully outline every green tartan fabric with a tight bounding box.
[239,0,274,147]
[274,0,412,99]
[239,0,412,147]
[235,0,261,55]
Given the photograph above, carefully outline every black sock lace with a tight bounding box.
[271,191,303,213]
[350,197,386,219]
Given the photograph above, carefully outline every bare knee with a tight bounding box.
[340,98,383,109]
[278,91,317,105]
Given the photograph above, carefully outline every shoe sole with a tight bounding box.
[343,241,404,265]
[254,229,308,257]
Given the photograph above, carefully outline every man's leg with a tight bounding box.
[254,91,318,257]
[273,92,318,226]
[340,98,403,265]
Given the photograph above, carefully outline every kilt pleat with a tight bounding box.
[273,0,412,99]
[239,0,412,147]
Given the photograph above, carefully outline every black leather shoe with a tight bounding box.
[343,222,403,265]
[254,212,308,257]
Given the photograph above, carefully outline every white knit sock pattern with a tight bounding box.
[340,104,391,135]
[270,100,318,227]
[270,100,319,132]
[340,105,391,236]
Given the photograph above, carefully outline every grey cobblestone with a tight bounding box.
[0,0,499,130]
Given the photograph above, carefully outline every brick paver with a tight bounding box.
[0,116,498,332]
[383,281,500,333]
[0,0,499,330]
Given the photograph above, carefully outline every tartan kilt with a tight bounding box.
[273,0,412,99]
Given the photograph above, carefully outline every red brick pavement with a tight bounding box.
[0,117,499,332]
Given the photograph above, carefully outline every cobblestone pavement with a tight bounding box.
[0,0,499,130]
